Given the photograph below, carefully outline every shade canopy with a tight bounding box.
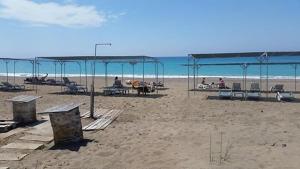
[190,51,300,59]
[0,57,33,62]
[38,56,159,63]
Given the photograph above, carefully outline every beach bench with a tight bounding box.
[103,86,130,95]
[271,84,295,101]
[64,84,87,94]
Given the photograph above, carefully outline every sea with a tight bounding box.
[1,56,300,80]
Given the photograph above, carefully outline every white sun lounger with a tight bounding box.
[219,89,232,99]
[246,83,261,100]
[276,92,295,101]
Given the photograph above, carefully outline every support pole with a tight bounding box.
[105,62,108,87]
[85,60,88,91]
[54,62,57,81]
[162,63,165,86]
[294,64,297,92]
[187,55,190,97]
[60,62,63,92]
[266,53,269,98]
[143,57,145,94]
[121,64,124,83]
[5,60,8,82]
[193,58,196,93]
[13,60,16,84]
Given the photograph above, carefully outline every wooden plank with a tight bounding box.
[0,167,10,169]
[83,109,122,131]
[24,121,53,137]
[100,110,122,130]
[1,142,44,150]
[0,153,28,161]
[0,128,25,140]
[19,135,53,143]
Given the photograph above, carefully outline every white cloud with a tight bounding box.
[0,0,107,27]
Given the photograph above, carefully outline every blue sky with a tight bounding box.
[0,0,300,57]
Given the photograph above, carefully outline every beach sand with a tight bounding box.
[1,77,300,169]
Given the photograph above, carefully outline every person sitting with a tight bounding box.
[113,76,123,88]
[218,78,226,89]
[201,78,208,85]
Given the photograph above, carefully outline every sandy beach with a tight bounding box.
[1,77,300,169]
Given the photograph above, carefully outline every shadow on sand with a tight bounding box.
[207,95,300,103]
[49,139,93,151]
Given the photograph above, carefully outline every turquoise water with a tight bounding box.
[1,56,300,79]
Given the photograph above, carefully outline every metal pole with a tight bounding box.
[54,62,57,81]
[162,63,165,86]
[156,62,158,94]
[63,62,66,77]
[143,57,145,94]
[85,60,88,91]
[266,53,269,98]
[133,64,135,81]
[35,58,38,94]
[60,62,63,92]
[105,62,108,87]
[193,58,196,93]
[5,60,8,82]
[90,43,111,119]
[121,64,124,83]
[188,55,190,97]
[77,62,82,85]
[13,60,16,84]
[294,64,297,92]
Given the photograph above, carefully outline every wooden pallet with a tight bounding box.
[0,121,18,133]
[83,109,122,131]
[81,108,111,119]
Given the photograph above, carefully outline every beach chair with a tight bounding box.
[1,82,25,91]
[276,92,295,101]
[64,84,86,94]
[218,89,232,99]
[45,79,64,86]
[270,84,284,92]
[63,77,77,86]
[103,80,130,95]
[246,83,261,100]
[231,83,244,98]
[24,73,48,84]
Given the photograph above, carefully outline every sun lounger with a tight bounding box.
[231,83,244,98]
[276,92,295,101]
[64,84,86,94]
[103,86,130,95]
[246,83,261,100]
[1,82,25,91]
[218,89,232,99]
[270,84,284,92]
[45,79,64,86]
[24,74,48,84]
[63,77,77,86]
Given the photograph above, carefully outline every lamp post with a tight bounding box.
[90,43,111,119]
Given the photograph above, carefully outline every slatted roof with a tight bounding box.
[183,62,300,67]
[190,51,300,59]
[38,56,158,63]
[0,57,33,61]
